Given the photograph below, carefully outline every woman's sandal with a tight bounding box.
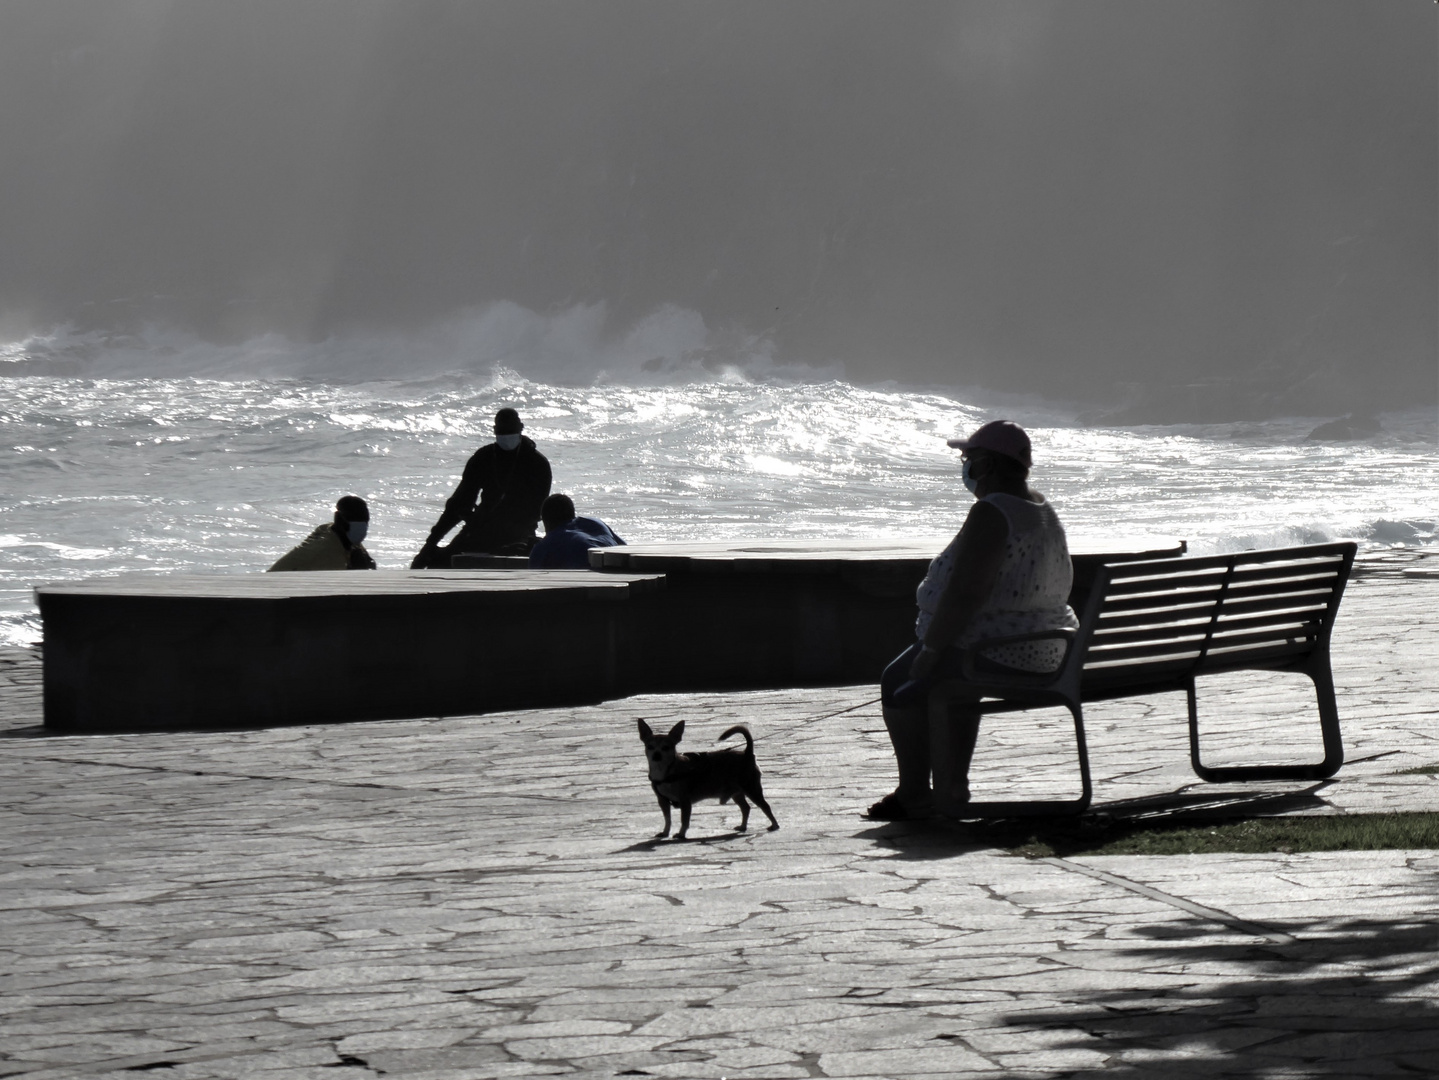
[863,793,915,821]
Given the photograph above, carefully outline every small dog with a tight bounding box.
[637,719,779,840]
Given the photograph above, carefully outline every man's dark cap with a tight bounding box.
[494,407,523,432]
[335,495,369,520]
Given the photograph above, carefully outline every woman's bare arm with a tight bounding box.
[910,500,1008,678]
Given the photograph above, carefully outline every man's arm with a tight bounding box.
[428,452,485,544]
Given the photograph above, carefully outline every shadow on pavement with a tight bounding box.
[1095,785,1334,820]
[614,830,755,854]
[854,784,1341,859]
[1004,918,1439,1077]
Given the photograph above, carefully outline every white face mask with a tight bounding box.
[346,520,368,544]
[496,432,522,451]
[961,457,980,495]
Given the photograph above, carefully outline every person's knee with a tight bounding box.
[880,644,922,705]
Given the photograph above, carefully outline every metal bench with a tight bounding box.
[927,541,1357,817]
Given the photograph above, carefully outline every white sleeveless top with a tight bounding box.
[916,493,1079,672]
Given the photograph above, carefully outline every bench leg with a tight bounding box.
[930,689,1093,819]
[1309,660,1346,778]
[1187,664,1345,783]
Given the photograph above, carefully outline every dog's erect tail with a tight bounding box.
[719,724,754,755]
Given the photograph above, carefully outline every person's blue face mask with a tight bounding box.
[961,457,979,495]
[496,432,522,451]
[346,520,369,544]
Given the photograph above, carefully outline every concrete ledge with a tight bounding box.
[38,570,663,732]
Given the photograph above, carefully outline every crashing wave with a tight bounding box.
[0,303,841,386]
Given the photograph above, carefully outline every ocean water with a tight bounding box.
[2,356,1435,650]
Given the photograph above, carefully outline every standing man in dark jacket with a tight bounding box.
[410,407,552,569]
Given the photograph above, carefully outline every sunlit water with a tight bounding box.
[2,370,1435,647]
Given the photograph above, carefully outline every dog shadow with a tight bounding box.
[615,830,756,854]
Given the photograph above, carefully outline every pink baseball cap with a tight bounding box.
[946,420,1032,468]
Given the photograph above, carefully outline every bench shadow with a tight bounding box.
[855,783,1337,859]
[994,918,1439,1076]
[1095,784,1333,820]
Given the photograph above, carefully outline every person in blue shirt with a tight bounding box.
[528,494,625,569]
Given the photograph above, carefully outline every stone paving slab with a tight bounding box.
[1,558,1436,1078]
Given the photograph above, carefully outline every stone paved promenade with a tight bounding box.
[2,556,1437,1079]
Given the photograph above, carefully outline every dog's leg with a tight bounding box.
[675,802,692,840]
[747,782,779,831]
[654,793,672,838]
[732,792,751,832]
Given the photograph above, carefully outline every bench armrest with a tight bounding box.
[958,629,1077,683]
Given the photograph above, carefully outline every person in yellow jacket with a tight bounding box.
[268,496,377,572]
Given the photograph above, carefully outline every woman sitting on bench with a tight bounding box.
[865,420,1079,821]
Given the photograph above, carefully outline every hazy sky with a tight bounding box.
[1,0,1433,414]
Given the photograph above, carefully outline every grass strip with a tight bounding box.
[979,811,1439,858]
[1393,763,1439,776]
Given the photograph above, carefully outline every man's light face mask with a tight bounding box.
[346,520,369,544]
[496,432,522,451]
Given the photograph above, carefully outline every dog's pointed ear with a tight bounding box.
[667,720,685,743]
[637,718,654,740]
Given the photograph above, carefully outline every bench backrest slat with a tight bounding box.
[1091,621,1213,648]
[1084,657,1205,684]
[1211,590,1338,619]
[1210,609,1327,637]
[1100,589,1226,614]
[1100,571,1340,611]
[1084,625,1323,666]
[1104,557,1343,589]
[1087,640,1209,665]
[1204,621,1324,653]
[1099,558,1335,594]
[1196,642,1320,673]
[1085,641,1316,687]
[1072,542,1355,689]
[1090,606,1325,649]
[1103,573,1228,597]
[1088,591,1332,643]
[1214,572,1344,600]
[1095,601,1219,629]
